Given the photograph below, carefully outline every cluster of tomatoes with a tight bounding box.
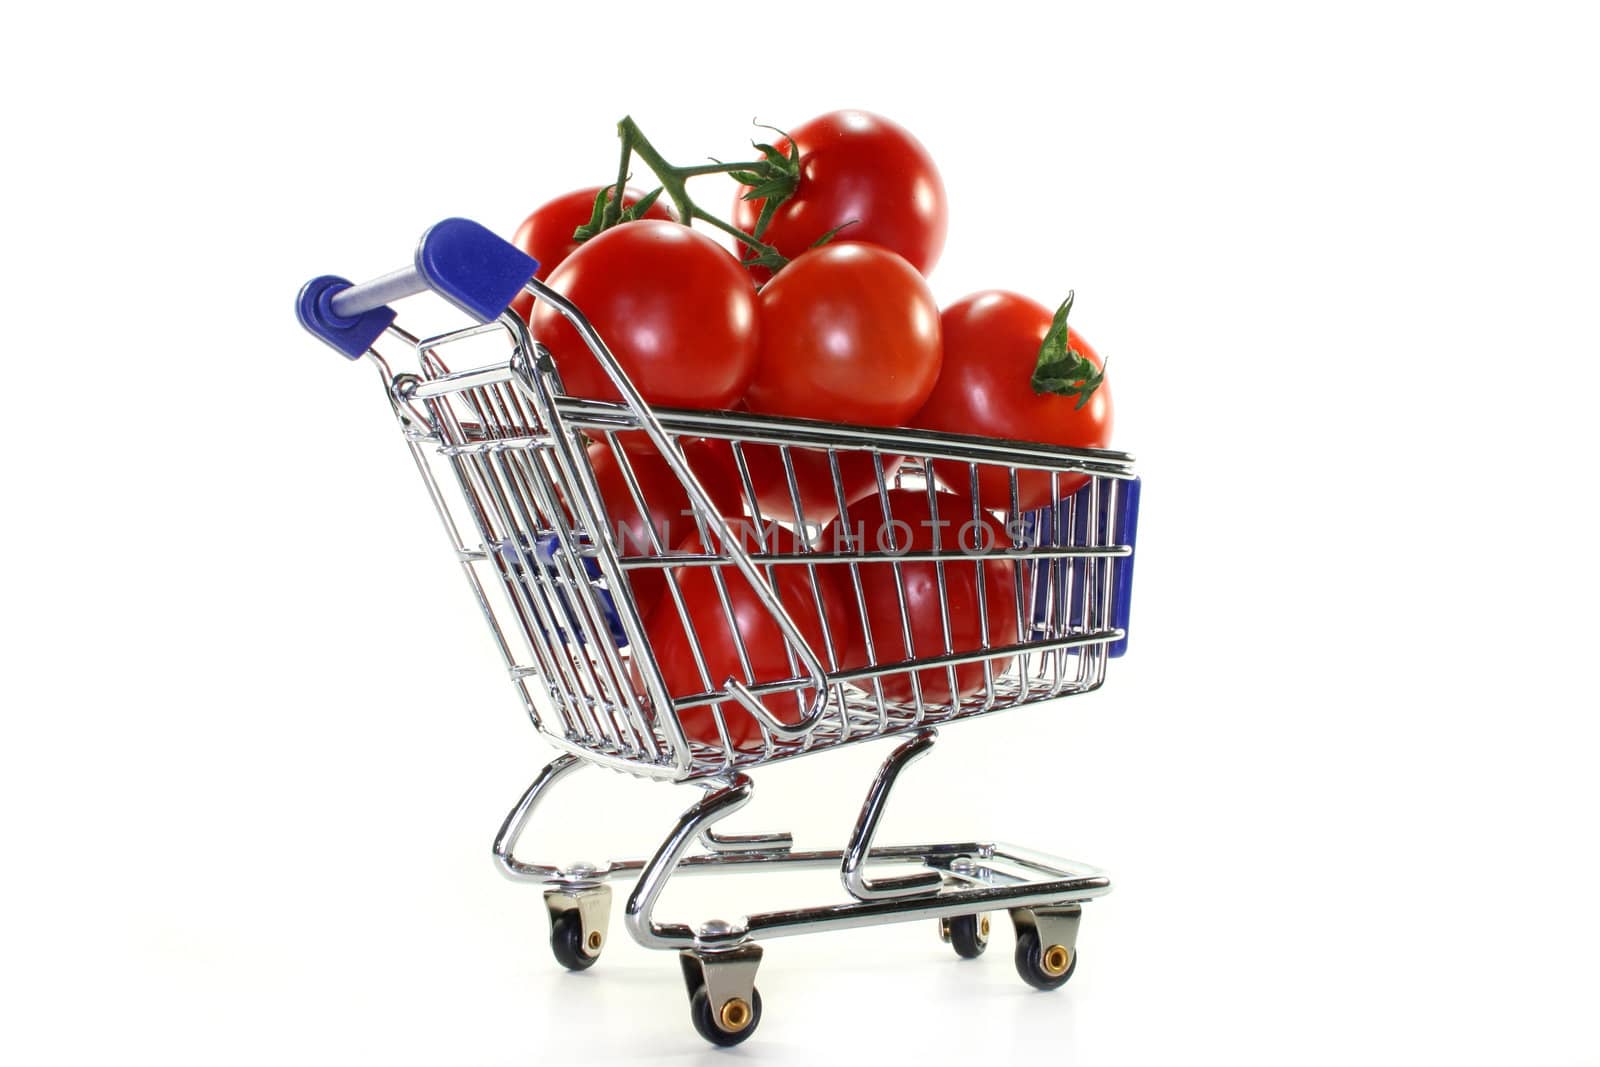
[510,111,1113,749]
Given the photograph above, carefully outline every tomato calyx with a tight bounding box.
[571,185,667,242]
[728,125,860,259]
[725,123,801,242]
[576,116,801,275]
[1030,290,1106,409]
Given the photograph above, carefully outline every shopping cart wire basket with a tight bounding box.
[298,218,1140,1045]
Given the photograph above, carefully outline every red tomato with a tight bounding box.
[738,446,902,530]
[731,110,947,284]
[509,187,672,321]
[531,220,758,410]
[746,243,941,427]
[912,292,1113,513]
[585,434,745,618]
[693,433,903,530]
[822,489,1019,706]
[644,522,849,749]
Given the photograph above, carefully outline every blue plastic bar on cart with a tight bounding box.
[492,534,629,649]
[297,218,538,359]
[1107,477,1140,658]
[1028,477,1140,658]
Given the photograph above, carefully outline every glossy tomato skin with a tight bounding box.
[586,434,745,619]
[912,292,1113,513]
[732,110,947,284]
[694,433,903,530]
[822,490,1019,706]
[644,522,849,749]
[509,187,672,320]
[747,242,941,427]
[531,220,759,410]
[740,446,902,530]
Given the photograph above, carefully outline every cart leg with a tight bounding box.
[680,943,764,1046]
[623,774,769,1044]
[491,753,586,881]
[841,728,943,900]
[488,755,620,971]
[624,773,756,950]
[1010,905,1083,990]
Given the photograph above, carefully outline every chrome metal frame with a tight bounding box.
[340,270,1134,1036]
[365,277,1135,783]
[492,729,1110,953]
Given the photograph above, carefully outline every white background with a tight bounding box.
[5,2,1598,1064]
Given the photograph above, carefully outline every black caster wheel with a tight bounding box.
[690,987,762,1047]
[549,910,600,972]
[1014,928,1077,990]
[945,914,990,959]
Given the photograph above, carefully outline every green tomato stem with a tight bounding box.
[693,208,766,247]
[676,160,777,178]
[588,116,790,269]
[606,124,633,230]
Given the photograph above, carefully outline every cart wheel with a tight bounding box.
[1014,928,1077,990]
[944,914,990,959]
[689,986,762,1047]
[549,911,600,971]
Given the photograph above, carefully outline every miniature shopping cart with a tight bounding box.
[297,219,1140,1046]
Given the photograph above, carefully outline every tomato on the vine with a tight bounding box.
[531,220,758,410]
[912,291,1113,513]
[509,186,672,321]
[585,434,745,619]
[821,489,1019,706]
[746,242,941,427]
[643,521,849,749]
[731,110,947,283]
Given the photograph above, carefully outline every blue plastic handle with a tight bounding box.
[297,218,538,359]
[296,274,397,360]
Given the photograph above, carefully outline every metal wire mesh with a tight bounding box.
[370,314,1134,782]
